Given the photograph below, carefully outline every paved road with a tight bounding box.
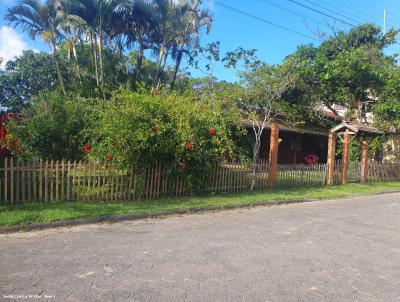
[1,193,400,302]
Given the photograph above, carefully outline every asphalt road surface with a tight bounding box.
[1,193,400,302]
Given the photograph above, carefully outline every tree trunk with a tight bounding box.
[72,40,82,87]
[135,38,144,84]
[171,49,183,91]
[155,44,165,88]
[162,51,168,70]
[250,135,261,191]
[90,33,99,86]
[50,40,66,96]
[98,31,104,89]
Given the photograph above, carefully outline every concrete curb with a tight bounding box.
[1,190,400,234]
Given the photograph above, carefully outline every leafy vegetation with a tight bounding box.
[88,89,241,167]
[1,0,400,166]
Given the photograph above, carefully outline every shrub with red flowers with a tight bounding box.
[88,90,241,182]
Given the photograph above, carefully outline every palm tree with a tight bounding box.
[170,0,212,91]
[6,0,67,95]
[151,0,180,88]
[111,0,155,84]
[64,0,122,88]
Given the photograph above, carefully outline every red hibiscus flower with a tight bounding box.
[84,143,91,154]
[185,141,193,150]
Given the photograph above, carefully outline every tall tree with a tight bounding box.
[170,0,212,91]
[110,0,155,84]
[6,0,67,95]
[63,0,122,88]
[239,64,293,190]
[0,50,63,112]
[286,24,399,122]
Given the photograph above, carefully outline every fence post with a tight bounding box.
[268,123,279,188]
[341,131,351,185]
[361,138,369,183]
[327,132,336,185]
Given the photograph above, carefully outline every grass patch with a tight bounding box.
[1,182,399,227]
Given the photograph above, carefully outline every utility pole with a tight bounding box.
[383,9,386,34]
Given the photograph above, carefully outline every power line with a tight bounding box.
[286,0,355,27]
[258,0,331,29]
[328,0,382,24]
[213,1,320,42]
[284,0,400,47]
[362,0,400,22]
[307,0,366,23]
[303,0,388,28]
[302,0,363,25]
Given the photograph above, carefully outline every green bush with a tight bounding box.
[88,90,241,171]
[10,91,95,160]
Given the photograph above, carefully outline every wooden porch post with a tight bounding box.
[268,123,279,188]
[361,138,369,183]
[326,132,336,185]
[341,131,351,185]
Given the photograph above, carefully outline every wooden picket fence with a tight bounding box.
[2,157,399,205]
[368,161,400,182]
[332,160,362,184]
[0,158,331,204]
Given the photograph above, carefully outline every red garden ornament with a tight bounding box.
[106,152,113,161]
[209,128,216,135]
[84,143,91,154]
[304,154,319,165]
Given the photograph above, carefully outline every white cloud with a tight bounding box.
[0,26,28,68]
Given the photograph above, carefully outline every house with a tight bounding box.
[383,127,400,163]
[242,119,331,165]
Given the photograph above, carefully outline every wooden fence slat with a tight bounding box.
[61,160,65,200]
[86,162,90,202]
[10,157,14,205]
[15,159,20,204]
[67,161,72,201]
[111,165,115,201]
[21,160,26,203]
[50,160,54,202]
[43,160,48,202]
[4,158,8,203]
[55,160,59,201]
[27,161,31,202]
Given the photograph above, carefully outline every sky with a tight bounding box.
[1,0,400,82]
